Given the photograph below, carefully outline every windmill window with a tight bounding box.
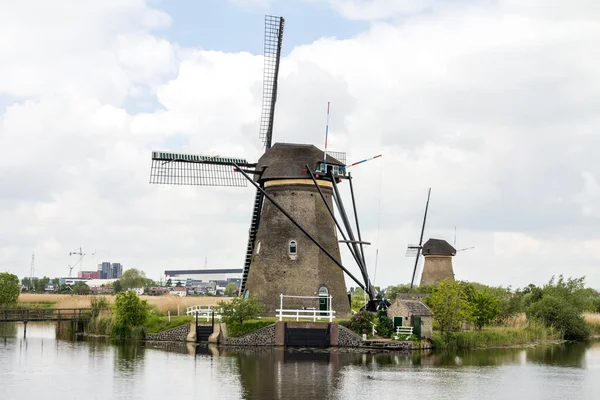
[288,240,298,260]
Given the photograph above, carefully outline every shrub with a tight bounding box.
[527,295,590,340]
[218,296,263,325]
[348,310,374,336]
[111,290,150,339]
[0,272,20,307]
[375,310,394,338]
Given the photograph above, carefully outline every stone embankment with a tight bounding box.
[220,324,276,346]
[144,323,190,341]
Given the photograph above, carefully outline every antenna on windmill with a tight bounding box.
[453,227,475,253]
[323,101,330,173]
[29,253,35,291]
[406,188,432,289]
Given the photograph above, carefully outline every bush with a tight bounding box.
[111,290,150,339]
[348,310,374,336]
[527,295,590,340]
[375,310,394,338]
[0,272,20,307]
[218,296,263,325]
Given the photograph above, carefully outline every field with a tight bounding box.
[17,293,231,315]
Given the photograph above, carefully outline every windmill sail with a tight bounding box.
[408,187,431,288]
[241,15,285,295]
[149,151,252,187]
[259,15,285,149]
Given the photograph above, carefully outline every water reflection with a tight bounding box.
[1,324,599,400]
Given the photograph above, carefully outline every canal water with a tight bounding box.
[1,323,599,399]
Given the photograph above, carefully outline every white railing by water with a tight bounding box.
[186,305,222,321]
[276,294,336,322]
[394,326,414,339]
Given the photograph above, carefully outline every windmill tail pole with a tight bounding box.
[323,101,330,171]
[343,154,382,170]
[410,187,431,289]
[305,165,364,269]
[233,163,367,291]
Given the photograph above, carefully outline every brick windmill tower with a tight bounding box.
[419,238,456,286]
[148,16,382,316]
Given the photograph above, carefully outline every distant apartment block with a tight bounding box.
[96,262,124,279]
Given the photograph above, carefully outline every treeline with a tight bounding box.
[385,275,600,341]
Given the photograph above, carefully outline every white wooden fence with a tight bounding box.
[276,294,336,322]
[185,305,222,321]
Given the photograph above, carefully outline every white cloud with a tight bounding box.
[1,0,600,291]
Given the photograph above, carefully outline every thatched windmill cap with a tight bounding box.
[422,238,456,256]
[256,142,343,181]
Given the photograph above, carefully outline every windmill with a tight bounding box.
[406,188,431,289]
[149,15,386,315]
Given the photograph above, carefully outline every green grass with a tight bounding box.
[226,320,275,338]
[144,314,194,334]
[431,322,560,350]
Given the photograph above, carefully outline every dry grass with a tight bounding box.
[583,312,600,324]
[500,313,528,328]
[18,293,231,315]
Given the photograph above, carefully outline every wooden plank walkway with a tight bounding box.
[0,308,98,323]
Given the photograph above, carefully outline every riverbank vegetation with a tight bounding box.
[17,293,229,314]
[382,275,600,349]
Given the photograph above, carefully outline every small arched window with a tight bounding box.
[288,239,298,260]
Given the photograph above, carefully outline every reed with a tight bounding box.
[17,293,231,315]
[431,321,559,350]
[584,312,600,335]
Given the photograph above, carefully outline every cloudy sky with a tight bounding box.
[1,0,599,290]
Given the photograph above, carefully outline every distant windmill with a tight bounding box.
[406,188,431,289]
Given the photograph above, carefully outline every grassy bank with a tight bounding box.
[17,293,230,315]
[431,313,600,350]
[431,322,559,350]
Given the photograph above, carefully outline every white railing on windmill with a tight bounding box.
[276,293,336,322]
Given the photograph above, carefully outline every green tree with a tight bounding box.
[120,269,146,290]
[166,278,172,287]
[113,280,123,293]
[0,272,20,307]
[425,279,471,335]
[218,296,263,325]
[224,282,237,296]
[112,290,150,339]
[470,289,501,330]
[72,281,90,295]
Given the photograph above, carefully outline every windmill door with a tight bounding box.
[318,287,329,317]
[411,315,422,339]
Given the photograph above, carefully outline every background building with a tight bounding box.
[97,262,124,279]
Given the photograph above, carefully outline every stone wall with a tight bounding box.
[144,323,190,342]
[337,325,364,347]
[221,324,276,346]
